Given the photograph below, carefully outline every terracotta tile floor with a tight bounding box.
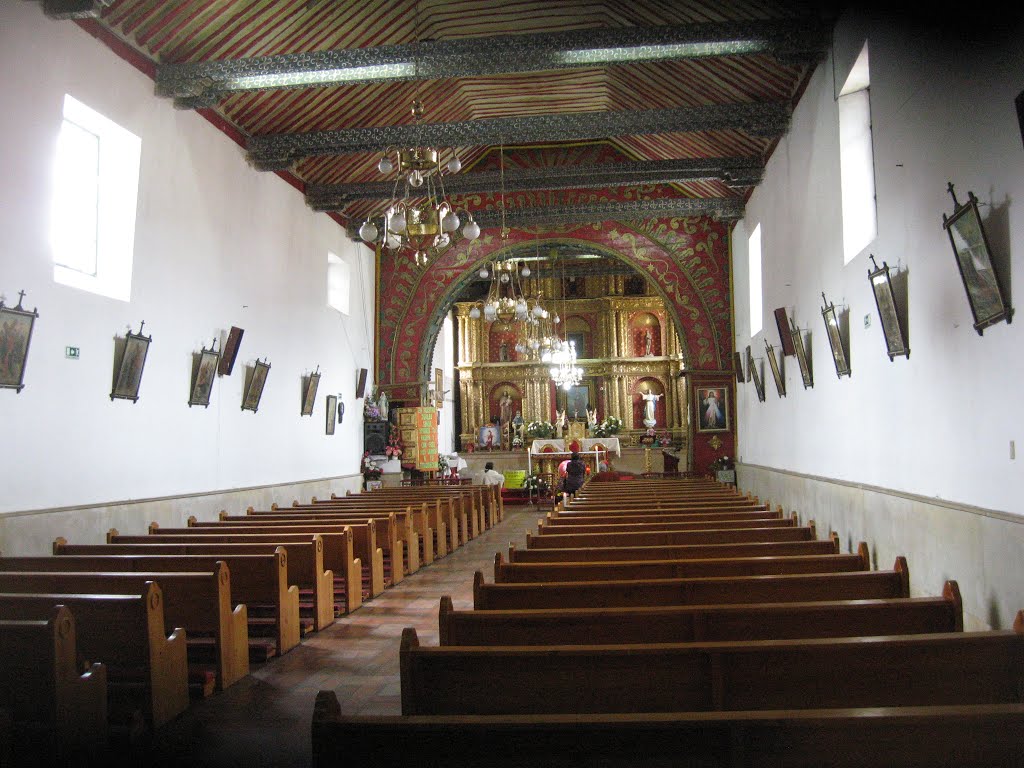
[145,507,540,767]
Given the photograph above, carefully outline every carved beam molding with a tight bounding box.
[156,20,830,109]
[249,103,790,170]
[306,157,763,210]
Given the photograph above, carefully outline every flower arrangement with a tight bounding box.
[363,399,381,421]
[523,474,551,495]
[526,420,555,439]
[437,454,449,474]
[593,415,623,437]
[384,430,403,459]
[361,452,382,479]
[658,431,672,447]
[709,455,735,473]
[639,427,657,446]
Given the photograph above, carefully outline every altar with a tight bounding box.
[528,437,622,477]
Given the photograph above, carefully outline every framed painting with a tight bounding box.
[821,293,850,378]
[774,307,796,356]
[733,351,744,384]
[765,339,786,397]
[110,321,151,402]
[747,345,765,403]
[695,386,729,432]
[302,367,320,416]
[0,292,39,393]
[189,340,220,408]
[942,184,1012,334]
[242,359,270,412]
[790,317,813,389]
[567,331,587,359]
[218,326,244,377]
[559,381,592,421]
[326,394,337,435]
[435,367,444,408]
[868,255,910,361]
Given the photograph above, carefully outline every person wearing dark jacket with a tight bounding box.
[563,452,587,496]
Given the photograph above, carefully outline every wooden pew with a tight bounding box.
[105,531,337,630]
[285,503,428,569]
[507,537,841,563]
[323,493,471,547]
[0,606,107,760]
[0,584,189,729]
[440,581,964,645]
[342,485,489,540]
[312,693,1024,768]
[473,557,911,610]
[492,544,870,583]
[537,518,798,536]
[525,524,818,549]
[545,508,778,525]
[161,521,364,613]
[398,620,1024,715]
[207,513,414,581]
[53,543,302,656]
[0,563,249,691]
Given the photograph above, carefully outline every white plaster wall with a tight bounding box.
[0,6,375,548]
[733,12,1024,514]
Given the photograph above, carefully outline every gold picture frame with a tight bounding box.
[821,293,850,378]
[242,358,271,412]
[789,317,813,389]
[301,367,320,416]
[868,255,910,361]
[110,321,151,403]
[0,291,38,393]
[189,339,220,408]
[746,345,765,402]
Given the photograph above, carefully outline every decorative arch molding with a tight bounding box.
[375,217,732,401]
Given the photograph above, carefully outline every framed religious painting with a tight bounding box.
[942,184,1012,334]
[765,339,786,397]
[733,351,744,383]
[0,292,39,393]
[821,293,850,378]
[868,255,910,361]
[695,386,729,432]
[242,359,270,412]
[189,340,220,408]
[774,307,796,356]
[435,367,444,408]
[110,321,151,402]
[559,382,593,422]
[325,394,337,435]
[789,317,813,389]
[747,345,765,402]
[301,367,320,416]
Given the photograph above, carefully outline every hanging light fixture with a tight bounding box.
[357,7,479,266]
[548,254,583,390]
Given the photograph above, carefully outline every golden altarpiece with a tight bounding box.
[454,271,689,457]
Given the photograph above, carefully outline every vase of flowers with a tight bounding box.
[594,416,623,438]
[526,420,555,439]
[362,452,383,488]
[384,431,403,460]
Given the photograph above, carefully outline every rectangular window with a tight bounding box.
[749,223,763,336]
[839,43,877,264]
[51,95,141,301]
[327,251,351,315]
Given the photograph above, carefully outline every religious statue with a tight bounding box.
[644,328,654,356]
[641,388,663,428]
[498,389,513,425]
[499,340,509,362]
[378,389,389,422]
[555,408,567,439]
[586,407,598,432]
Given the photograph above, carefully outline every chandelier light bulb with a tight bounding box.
[479,266,490,279]
[378,156,394,174]
[447,156,462,173]
[409,170,424,188]
[521,265,531,277]
[358,220,378,242]
[385,233,402,250]
[500,273,510,284]
[554,314,560,324]
[442,211,460,232]
[388,212,407,233]
[462,220,480,240]
[532,304,544,317]
[469,306,481,319]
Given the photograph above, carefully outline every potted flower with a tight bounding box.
[708,455,736,485]
[523,474,551,497]
[594,416,623,438]
[384,431,403,460]
[362,452,383,487]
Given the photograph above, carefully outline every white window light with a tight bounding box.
[749,223,763,336]
[839,43,877,265]
[327,251,351,315]
[51,95,141,302]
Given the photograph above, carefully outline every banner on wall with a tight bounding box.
[414,406,439,470]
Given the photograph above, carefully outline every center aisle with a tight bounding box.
[147,506,539,768]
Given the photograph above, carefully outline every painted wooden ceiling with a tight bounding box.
[40,0,835,229]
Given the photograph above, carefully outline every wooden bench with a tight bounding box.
[0,584,189,729]
[311,693,1024,768]
[507,537,841,563]
[344,485,494,539]
[473,557,911,610]
[492,545,870,583]
[53,543,302,656]
[525,524,818,549]
[537,517,798,536]
[284,502,429,568]
[0,606,107,761]
[319,495,463,550]
[398,619,1024,715]
[441,581,963,645]
[105,531,337,630]
[0,563,249,691]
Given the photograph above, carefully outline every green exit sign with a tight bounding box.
[65,346,80,359]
